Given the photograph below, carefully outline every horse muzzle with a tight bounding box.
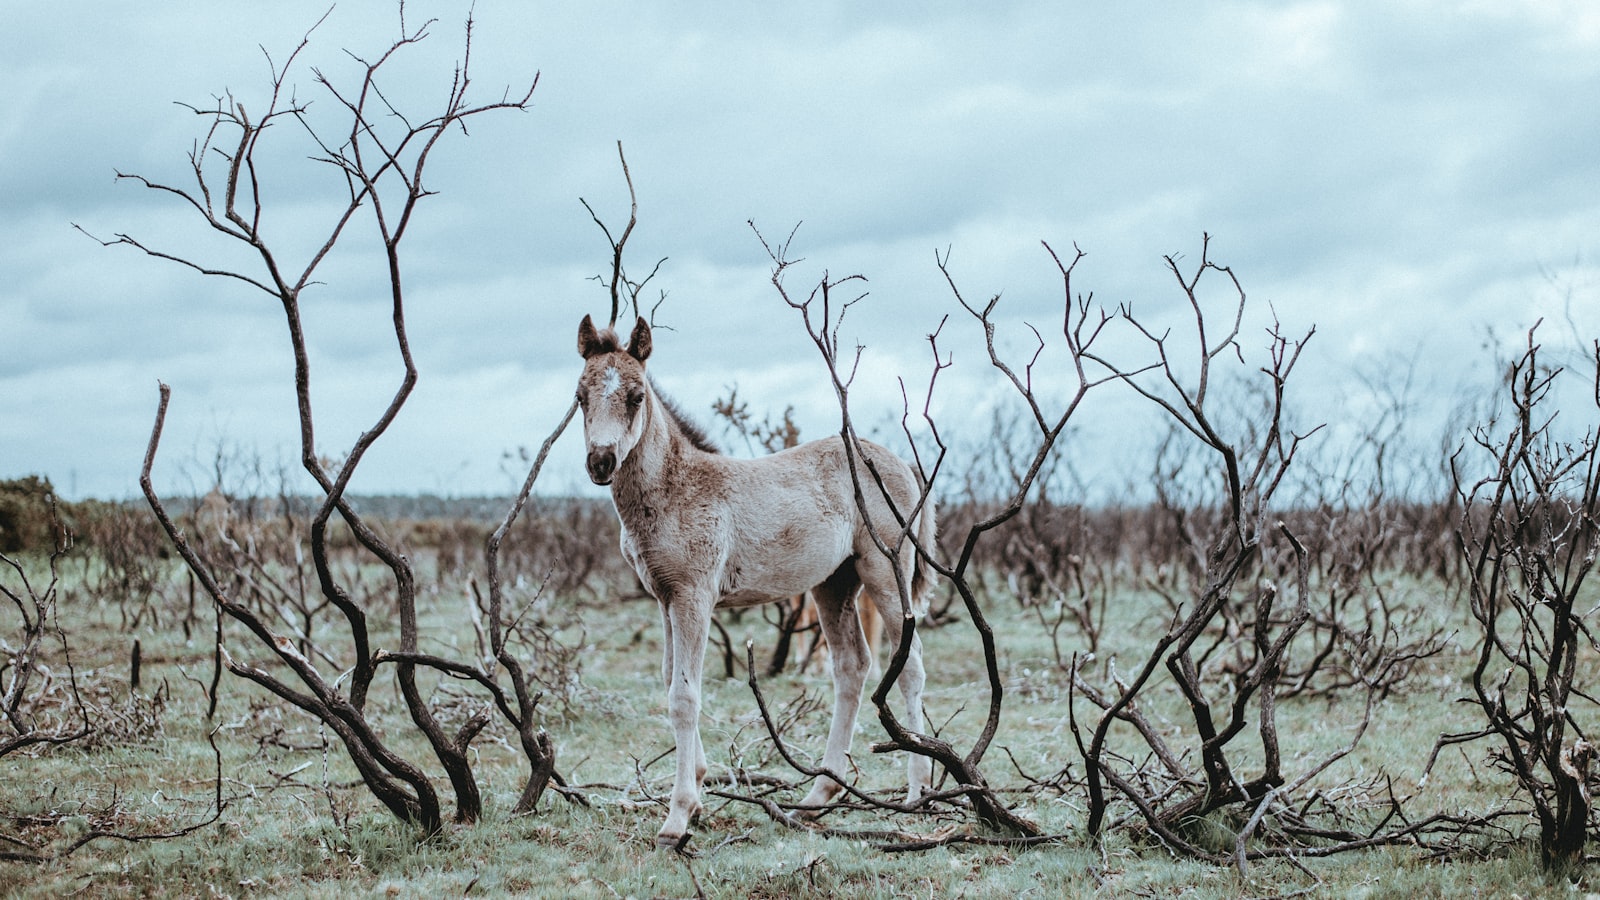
[586,447,617,485]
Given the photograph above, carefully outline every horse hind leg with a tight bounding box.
[859,591,883,676]
[792,593,826,675]
[658,599,675,690]
[859,559,932,801]
[797,565,870,815]
[798,589,882,677]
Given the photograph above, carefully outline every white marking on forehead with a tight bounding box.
[601,365,622,398]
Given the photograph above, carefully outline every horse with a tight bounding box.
[575,314,936,848]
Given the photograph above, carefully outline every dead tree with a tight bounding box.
[1446,327,1600,872]
[87,7,558,835]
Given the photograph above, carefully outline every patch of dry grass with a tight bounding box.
[1,555,1588,898]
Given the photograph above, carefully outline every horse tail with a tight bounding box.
[907,491,938,617]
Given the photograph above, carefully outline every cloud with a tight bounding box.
[2,0,1597,501]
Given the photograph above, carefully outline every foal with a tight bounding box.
[575,315,935,848]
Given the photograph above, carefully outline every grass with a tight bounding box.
[2,550,1591,898]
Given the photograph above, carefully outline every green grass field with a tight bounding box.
[4,536,1588,899]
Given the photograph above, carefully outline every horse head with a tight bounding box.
[576,314,653,485]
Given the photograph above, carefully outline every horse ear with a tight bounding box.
[578,315,602,359]
[627,316,652,362]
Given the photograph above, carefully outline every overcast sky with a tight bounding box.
[3,1,1597,502]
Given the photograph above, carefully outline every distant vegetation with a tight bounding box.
[0,476,63,555]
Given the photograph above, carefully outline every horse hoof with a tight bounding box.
[655,830,691,852]
[794,793,836,822]
[798,784,840,813]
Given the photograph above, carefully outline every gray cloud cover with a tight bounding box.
[3,1,1597,500]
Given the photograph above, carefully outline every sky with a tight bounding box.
[3,1,1598,502]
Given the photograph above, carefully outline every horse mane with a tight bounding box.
[650,376,720,455]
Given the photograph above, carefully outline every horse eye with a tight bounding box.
[627,390,645,409]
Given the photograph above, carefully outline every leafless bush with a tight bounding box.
[72,500,173,633]
[1274,567,1449,702]
[1067,239,1317,849]
[1055,236,1464,870]
[943,409,1117,661]
[1286,358,1461,593]
[85,6,580,835]
[712,385,802,457]
[1,735,223,865]
[1235,371,1455,702]
[181,484,335,672]
[1269,499,1451,702]
[2,500,225,864]
[474,400,590,814]
[2,501,90,762]
[496,496,634,602]
[1439,327,1600,872]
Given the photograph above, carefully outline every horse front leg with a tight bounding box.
[656,595,710,849]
